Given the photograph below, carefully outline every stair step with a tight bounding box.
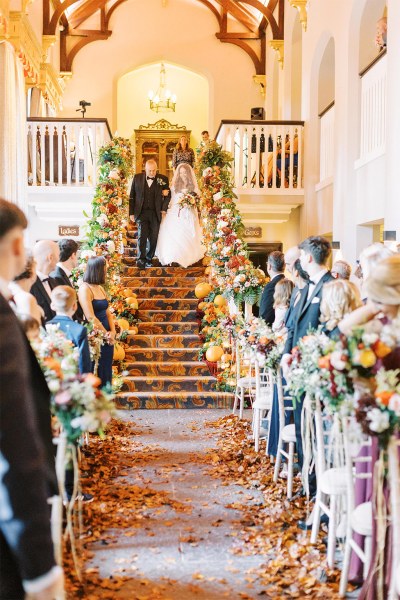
[138,299,199,310]
[137,310,197,323]
[122,276,203,288]
[122,376,216,393]
[127,334,200,348]
[137,322,198,334]
[116,391,234,410]
[122,262,205,276]
[125,348,200,362]
[136,287,195,299]
[125,361,210,376]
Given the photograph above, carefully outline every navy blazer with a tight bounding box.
[30,275,59,323]
[47,315,91,374]
[284,271,334,355]
[50,265,85,323]
[129,173,171,222]
[259,273,285,326]
[0,294,56,587]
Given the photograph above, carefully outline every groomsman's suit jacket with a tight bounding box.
[129,172,171,222]
[50,265,85,322]
[283,271,334,355]
[47,315,91,374]
[259,273,285,326]
[0,294,56,596]
[30,275,58,322]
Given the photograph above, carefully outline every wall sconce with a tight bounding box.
[332,241,341,249]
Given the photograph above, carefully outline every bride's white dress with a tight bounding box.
[156,188,205,268]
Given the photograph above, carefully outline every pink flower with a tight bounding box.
[55,390,72,405]
[389,393,400,416]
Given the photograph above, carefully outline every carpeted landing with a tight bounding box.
[117,229,233,410]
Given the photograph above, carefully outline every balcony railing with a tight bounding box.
[216,120,304,194]
[26,118,112,188]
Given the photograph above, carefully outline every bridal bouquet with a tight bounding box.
[178,190,199,215]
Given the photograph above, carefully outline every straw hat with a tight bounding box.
[365,256,400,305]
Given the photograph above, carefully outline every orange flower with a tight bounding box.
[43,357,62,378]
[84,373,102,388]
[375,390,393,406]
[318,356,331,369]
[259,336,270,345]
[373,340,392,358]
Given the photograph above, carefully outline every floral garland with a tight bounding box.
[196,142,267,306]
[287,317,400,447]
[71,137,136,380]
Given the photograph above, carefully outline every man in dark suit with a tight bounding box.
[281,236,334,482]
[30,239,60,322]
[129,158,171,269]
[51,238,85,322]
[47,286,91,374]
[0,198,63,599]
[259,251,285,326]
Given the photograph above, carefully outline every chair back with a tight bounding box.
[254,360,273,403]
[388,435,400,598]
[342,416,372,514]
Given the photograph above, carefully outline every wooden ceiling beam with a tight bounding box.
[214,0,258,32]
[68,0,108,29]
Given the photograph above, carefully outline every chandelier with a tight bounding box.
[148,64,177,113]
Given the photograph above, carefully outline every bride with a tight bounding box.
[156,163,205,268]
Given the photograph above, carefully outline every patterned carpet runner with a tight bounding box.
[117,229,234,409]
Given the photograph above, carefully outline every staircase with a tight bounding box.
[116,229,234,409]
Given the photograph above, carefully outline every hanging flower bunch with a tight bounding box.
[196,141,266,306]
[32,325,115,443]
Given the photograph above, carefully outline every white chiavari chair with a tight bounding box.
[232,339,256,419]
[252,361,273,452]
[273,369,296,499]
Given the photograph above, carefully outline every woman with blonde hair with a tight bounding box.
[320,279,362,337]
[272,278,294,334]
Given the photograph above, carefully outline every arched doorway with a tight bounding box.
[117,62,209,150]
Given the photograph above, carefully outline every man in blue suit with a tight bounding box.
[281,236,334,493]
[47,286,91,374]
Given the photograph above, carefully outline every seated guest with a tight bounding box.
[272,278,294,334]
[331,259,352,280]
[320,279,362,338]
[30,239,60,322]
[48,286,91,374]
[259,251,285,326]
[0,198,63,600]
[9,251,44,325]
[51,238,85,322]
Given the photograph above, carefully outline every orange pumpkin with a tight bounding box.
[128,326,138,335]
[113,343,125,361]
[126,296,138,307]
[117,318,130,331]
[198,301,207,310]
[214,294,227,307]
[195,282,212,299]
[206,346,224,362]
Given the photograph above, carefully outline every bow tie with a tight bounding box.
[42,277,49,283]
[308,280,315,286]
[147,176,155,181]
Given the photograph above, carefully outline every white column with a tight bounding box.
[384,0,400,240]
[0,41,27,213]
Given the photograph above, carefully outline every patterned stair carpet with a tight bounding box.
[117,230,233,410]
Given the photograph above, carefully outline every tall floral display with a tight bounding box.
[195,141,267,388]
[71,137,136,379]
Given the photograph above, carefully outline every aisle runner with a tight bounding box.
[66,412,344,599]
[117,229,233,409]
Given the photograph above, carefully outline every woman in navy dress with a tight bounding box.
[78,256,115,387]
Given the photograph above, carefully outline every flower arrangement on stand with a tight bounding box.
[71,137,136,384]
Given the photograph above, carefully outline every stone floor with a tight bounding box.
[81,410,360,599]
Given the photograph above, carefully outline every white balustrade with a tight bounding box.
[319,103,335,182]
[26,118,112,188]
[216,120,304,193]
[359,53,387,164]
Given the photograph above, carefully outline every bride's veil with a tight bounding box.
[171,163,200,195]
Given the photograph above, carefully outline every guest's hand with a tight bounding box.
[109,331,116,344]
[161,211,167,218]
[129,215,135,223]
[162,189,169,197]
